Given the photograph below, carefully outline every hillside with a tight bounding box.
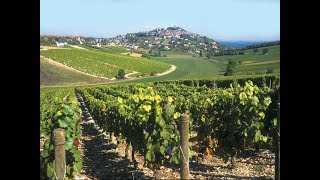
[212,45,280,74]
[40,30,279,86]
[40,57,111,86]
[41,26,222,56]
[114,51,224,84]
[108,26,221,55]
[40,48,171,79]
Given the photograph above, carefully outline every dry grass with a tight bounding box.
[129,53,143,57]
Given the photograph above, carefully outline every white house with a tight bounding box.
[133,45,139,49]
[55,41,68,47]
[107,42,116,46]
[164,46,170,50]
[77,37,84,44]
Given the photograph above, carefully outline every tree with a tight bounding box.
[207,49,215,58]
[142,53,150,59]
[150,71,156,76]
[40,36,55,46]
[266,68,274,74]
[224,60,237,76]
[117,69,125,79]
[263,48,269,55]
[238,50,245,55]
[156,51,161,56]
[254,48,258,53]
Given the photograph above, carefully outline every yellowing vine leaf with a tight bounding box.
[143,105,152,112]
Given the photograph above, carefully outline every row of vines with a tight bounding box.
[40,88,83,179]
[75,75,279,169]
[40,49,171,78]
[40,74,279,178]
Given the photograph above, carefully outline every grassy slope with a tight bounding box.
[100,46,130,53]
[213,45,279,63]
[40,45,279,86]
[40,48,171,78]
[121,45,280,84]
[117,53,223,84]
[212,45,280,74]
[40,57,110,86]
[236,63,280,74]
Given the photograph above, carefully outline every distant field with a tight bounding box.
[212,45,280,74]
[40,57,111,86]
[40,48,171,78]
[100,46,131,54]
[114,46,280,84]
[161,50,194,56]
[236,62,280,74]
[98,46,147,55]
[213,45,280,64]
[40,45,279,86]
[118,53,224,83]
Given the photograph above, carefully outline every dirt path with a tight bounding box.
[40,56,111,80]
[70,45,88,50]
[125,71,139,79]
[240,59,280,66]
[156,65,176,76]
[75,93,275,179]
[76,94,149,179]
[41,64,177,88]
[40,46,68,50]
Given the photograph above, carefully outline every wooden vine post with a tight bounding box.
[53,128,66,180]
[180,114,190,179]
[275,102,280,180]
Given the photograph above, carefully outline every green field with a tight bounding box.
[211,45,280,74]
[40,48,171,78]
[236,63,280,74]
[119,53,224,84]
[212,45,280,62]
[40,57,111,86]
[100,46,131,54]
[213,45,280,64]
[40,45,280,86]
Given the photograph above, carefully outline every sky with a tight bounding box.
[40,0,280,41]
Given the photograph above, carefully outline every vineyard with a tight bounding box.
[40,49,171,78]
[40,74,279,179]
[40,88,83,179]
[40,57,111,86]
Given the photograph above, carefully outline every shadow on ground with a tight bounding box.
[78,95,148,179]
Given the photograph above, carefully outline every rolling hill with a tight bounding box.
[40,48,171,79]
[211,45,280,74]
[40,57,111,86]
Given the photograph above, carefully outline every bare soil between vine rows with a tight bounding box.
[74,94,275,179]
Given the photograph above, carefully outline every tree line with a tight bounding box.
[244,41,280,50]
